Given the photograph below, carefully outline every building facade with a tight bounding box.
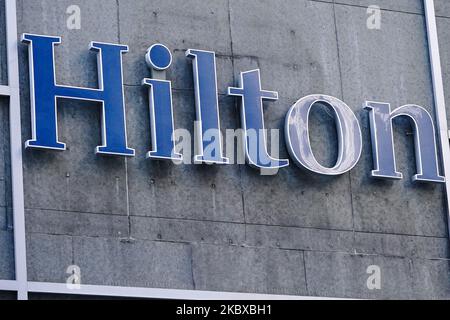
[0,0,449,299]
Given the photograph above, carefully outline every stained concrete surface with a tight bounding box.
[0,0,448,299]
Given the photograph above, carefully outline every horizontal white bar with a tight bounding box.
[27,282,345,300]
[0,280,18,292]
[0,85,11,96]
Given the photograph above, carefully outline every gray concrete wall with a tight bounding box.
[0,0,14,284]
[0,0,449,299]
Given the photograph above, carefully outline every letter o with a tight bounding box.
[285,94,362,175]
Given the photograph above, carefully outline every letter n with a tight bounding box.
[364,101,444,183]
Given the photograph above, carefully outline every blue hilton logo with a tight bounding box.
[21,34,445,183]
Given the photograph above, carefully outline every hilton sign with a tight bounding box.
[20,33,445,183]
[0,0,448,301]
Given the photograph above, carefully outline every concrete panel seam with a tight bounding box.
[302,251,310,296]
[25,207,450,239]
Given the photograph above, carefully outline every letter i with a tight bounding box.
[142,44,182,161]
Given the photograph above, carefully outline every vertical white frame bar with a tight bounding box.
[5,0,28,300]
[424,0,450,241]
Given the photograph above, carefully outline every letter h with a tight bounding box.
[22,34,134,156]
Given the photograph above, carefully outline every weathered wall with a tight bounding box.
[0,0,449,299]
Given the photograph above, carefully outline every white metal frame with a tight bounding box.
[0,0,28,300]
[424,0,450,238]
[0,0,448,300]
